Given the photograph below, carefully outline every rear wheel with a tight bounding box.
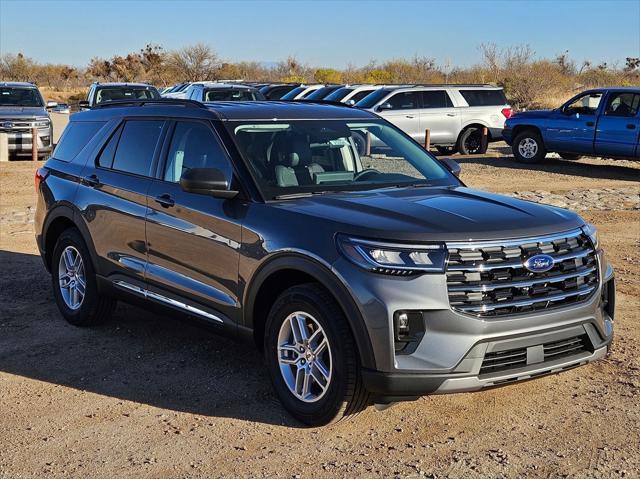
[51,228,116,326]
[512,130,547,164]
[264,283,369,426]
[458,127,488,155]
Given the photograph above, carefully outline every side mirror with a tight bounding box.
[46,100,58,109]
[180,167,238,199]
[441,158,461,177]
[78,100,90,109]
[377,102,392,112]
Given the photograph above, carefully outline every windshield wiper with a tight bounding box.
[273,191,331,200]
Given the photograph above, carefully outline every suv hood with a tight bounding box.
[0,106,48,118]
[274,187,584,242]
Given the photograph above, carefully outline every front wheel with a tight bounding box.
[264,284,369,426]
[512,130,547,164]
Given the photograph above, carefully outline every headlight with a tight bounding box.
[337,235,447,275]
[582,223,599,249]
[34,118,50,128]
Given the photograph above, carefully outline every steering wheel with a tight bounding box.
[354,168,381,181]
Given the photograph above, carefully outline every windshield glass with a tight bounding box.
[228,119,457,199]
[0,87,44,107]
[95,87,160,104]
[304,86,341,100]
[281,87,306,100]
[324,87,353,102]
[204,89,263,101]
[354,89,391,108]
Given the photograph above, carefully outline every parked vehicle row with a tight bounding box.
[36,98,615,425]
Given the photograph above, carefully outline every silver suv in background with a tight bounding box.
[79,82,161,109]
[356,85,512,155]
[183,82,266,102]
[0,82,56,159]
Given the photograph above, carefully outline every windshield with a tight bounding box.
[304,86,342,100]
[95,87,160,104]
[204,89,264,101]
[324,87,353,102]
[354,89,391,108]
[0,87,44,107]
[228,119,458,199]
[281,87,306,100]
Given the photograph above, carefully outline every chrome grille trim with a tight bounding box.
[446,229,599,317]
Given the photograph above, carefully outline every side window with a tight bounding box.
[96,124,123,169]
[421,91,452,108]
[605,92,640,117]
[53,121,106,162]
[564,93,603,116]
[386,92,421,110]
[163,121,232,183]
[109,120,164,176]
[351,89,374,103]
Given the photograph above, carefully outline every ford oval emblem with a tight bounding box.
[1,121,13,129]
[523,254,554,273]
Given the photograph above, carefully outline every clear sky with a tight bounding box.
[1,0,639,68]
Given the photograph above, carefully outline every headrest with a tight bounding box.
[273,133,311,167]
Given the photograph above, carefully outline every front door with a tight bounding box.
[595,91,640,158]
[377,91,423,142]
[145,120,242,325]
[545,91,603,154]
[419,90,460,145]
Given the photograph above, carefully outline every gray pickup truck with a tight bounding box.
[0,82,56,159]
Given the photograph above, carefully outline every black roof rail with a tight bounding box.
[291,99,353,107]
[92,98,207,109]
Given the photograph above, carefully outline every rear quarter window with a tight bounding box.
[52,121,106,162]
[459,89,508,106]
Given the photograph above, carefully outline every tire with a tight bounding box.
[264,283,369,426]
[435,145,457,156]
[51,227,116,326]
[458,127,488,155]
[352,130,367,156]
[559,153,582,161]
[512,130,547,164]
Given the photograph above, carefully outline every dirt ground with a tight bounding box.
[0,146,639,479]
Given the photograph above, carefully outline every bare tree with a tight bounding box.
[168,43,220,81]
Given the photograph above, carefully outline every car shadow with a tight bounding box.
[452,154,640,183]
[0,249,300,427]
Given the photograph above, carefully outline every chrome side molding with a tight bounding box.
[113,280,224,323]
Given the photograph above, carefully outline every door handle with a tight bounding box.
[405,115,415,119]
[586,121,595,127]
[81,174,99,187]
[627,123,636,130]
[446,113,456,117]
[154,194,175,208]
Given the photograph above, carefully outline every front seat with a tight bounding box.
[271,133,324,187]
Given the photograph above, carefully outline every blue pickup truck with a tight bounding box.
[503,87,640,163]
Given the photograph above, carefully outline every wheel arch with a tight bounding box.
[42,205,99,273]
[244,253,376,370]
[457,121,491,144]
[511,124,543,141]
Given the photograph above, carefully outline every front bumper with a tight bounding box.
[333,252,615,401]
[1,128,53,156]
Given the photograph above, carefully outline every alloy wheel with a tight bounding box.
[58,245,86,310]
[518,137,539,159]
[277,311,333,403]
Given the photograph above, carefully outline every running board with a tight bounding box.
[113,280,224,323]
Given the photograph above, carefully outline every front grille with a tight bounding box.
[446,229,598,317]
[0,119,39,132]
[479,334,592,375]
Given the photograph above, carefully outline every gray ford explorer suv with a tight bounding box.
[0,82,56,159]
[35,99,615,426]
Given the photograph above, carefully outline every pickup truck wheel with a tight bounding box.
[513,131,546,163]
[559,153,582,161]
[458,127,488,155]
[51,228,116,326]
[264,283,369,426]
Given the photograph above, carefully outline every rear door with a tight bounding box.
[546,91,604,154]
[377,91,423,142]
[145,119,242,325]
[419,90,460,144]
[75,118,165,282]
[595,91,640,158]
